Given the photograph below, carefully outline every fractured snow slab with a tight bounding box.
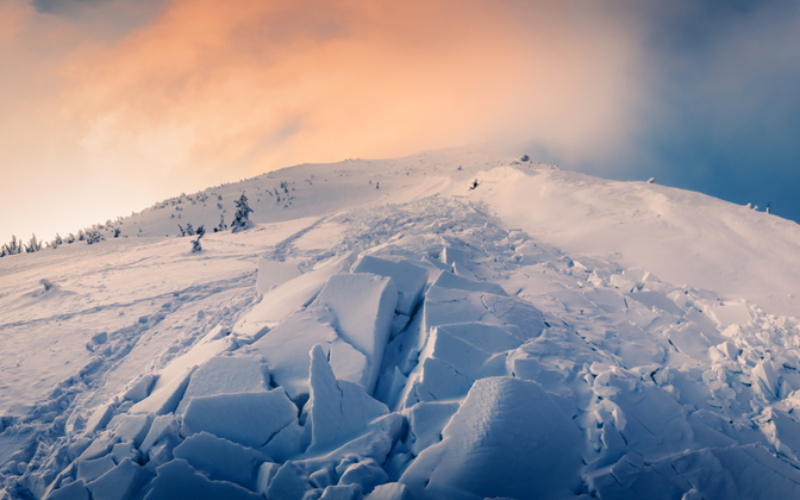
[145,458,262,500]
[235,255,353,335]
[173,431,267,489]
[314,273,398,393]
[432,271,506,296]
[306,345,390,454]
[176,355,269,414]
[181,389,298,451]
[353,255,428,315]
[244,306,367,399]
[400,377,583,500]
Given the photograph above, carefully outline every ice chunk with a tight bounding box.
[108,413,153,448]
[256,462,281,496]
[140,414,180,456]
[432,271,506,296]
[173,431,267,489]
[339,458,388,494]
[44,480,90,500]
[86,459,147,500]
[124,374,158,403]
[176,355,269,414]
[145,459,262,500]
[263,419,308,462]
[406,402,460,456]
[353,256,428,315]
[319,484,361,499]
[400,377,583,499]
[439,246,467,266]
[436,323,522,353]
[235,255,353,334]
[246,307,367,399]
[130,367,195,415]
[314,274,398,393]
[267,462,313,500]
[84,403,114,435]
[257,259,302,295]
[756,407,800,460]
[181,389,298,451]
[111,441,139,464]
[306,345,390,454]
[364,483,412,500]
[76,454,116,483]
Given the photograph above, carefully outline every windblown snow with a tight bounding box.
[4,148,800,499]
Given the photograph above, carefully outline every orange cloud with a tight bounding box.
[60,0,646,177]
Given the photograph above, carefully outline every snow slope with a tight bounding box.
[3,147,800,499]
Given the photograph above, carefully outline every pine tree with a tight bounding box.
[232,193,254,233]
[191,226,205,253]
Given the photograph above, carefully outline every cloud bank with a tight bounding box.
[1,0,799,240]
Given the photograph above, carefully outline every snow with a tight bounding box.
[314,274,398,393]
[6,147,800,500]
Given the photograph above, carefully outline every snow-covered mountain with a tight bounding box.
[3,147,800,499]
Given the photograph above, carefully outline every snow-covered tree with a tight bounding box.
[232,193,254,233]
[191,226,205,253]
[25,234,42,253]
[85,230,103,245]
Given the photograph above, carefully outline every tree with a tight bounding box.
[191,226,205,253]
[232,193,254,233]
[24,234,42,253]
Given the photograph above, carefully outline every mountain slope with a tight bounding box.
[2,148,800,500]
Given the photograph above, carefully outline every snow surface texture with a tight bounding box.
[4,148,800,499]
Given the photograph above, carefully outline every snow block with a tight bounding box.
[130,366,196,415]
[432,271,506,296]
[86,458,148,500]
[339,458,388,494]
[77,455,116,483]
[257,259,302,295]
[173,431,267,489]
[84,403,114,435]
[140,414,180,456]
[44,480,90,500]
[256,462,281,495]
[439,246,467,266]
[319,484,362,500]
[406,402,460,456]
[181,389,298,451]
[306,345,390,454]
[401,357,475,408]
[422,287,544,340]
[267,461,313,500]
[246,306,367,399]
[236,255,353,334]
[144,459,262,500]
[124,374,158,403]
[353,256,428,315]
[400,377,583,500]
[108,413,153,448]
[176,355,269,414]
[314,273,398,393]
[364,483,412,500]
[436,323,522,354]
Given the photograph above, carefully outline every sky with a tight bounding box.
[1,0,799,242]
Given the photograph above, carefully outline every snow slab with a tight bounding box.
[400,377,583,499]
[244,305,367,399]
[431,270,507,296]
[352,255,428,315]
[256,259,302,295]
[144,458,262,500]
[313,273,398,393]
[175,355,269,414]
[306,345,390,455]
[180,389,298,452]
[173,431,267,489]
[234,255,354,335]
